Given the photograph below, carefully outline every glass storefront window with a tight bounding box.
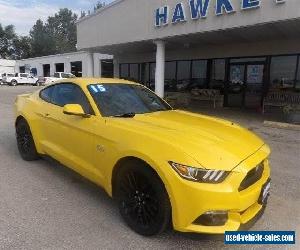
[230,57,266,63]
[191,60,207,89]
[270,56,297,88]
[129,64,139,82]
[177,61,191,91]
[120,64,129,79]
[211,59,225,90]
[149,63,156,90]
[165,61,177,91]
[296,56,300,90]
[140,63,149,86]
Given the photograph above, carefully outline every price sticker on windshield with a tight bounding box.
[97,85,106,92]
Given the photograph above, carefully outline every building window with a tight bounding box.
[55,63,64,72]
[129,64,139,82]
[120,64,129,79]
[191,60,207,89]
[230,57,266,63]
[296,56,300,90]
[101,60,114,78]
[149,63,156,90]
[140,63,149,87]
[165,61,176,91]
[19,66,25,73]
[30,68,37,76]
[270,55,297,89]
[177,61,191,91]
[71,61,82,77]
[211,59,225,91]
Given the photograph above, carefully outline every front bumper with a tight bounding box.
[169,146,271,234]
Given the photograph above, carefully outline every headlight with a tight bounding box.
[168,161,230,183]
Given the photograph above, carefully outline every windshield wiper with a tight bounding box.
[112,112,136,118]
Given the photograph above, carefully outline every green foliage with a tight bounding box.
[0,8,78,59]
[0,24,16,59]
[94,1,106,12]
[30,9,78,57]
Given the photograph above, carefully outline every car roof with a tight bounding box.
[58,78,139,87]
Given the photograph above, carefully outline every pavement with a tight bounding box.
[0,85,299,250]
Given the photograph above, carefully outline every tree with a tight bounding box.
[30,19,56,57]
[0,24,16,59]
[12,36,31,59]
[94,2,106,12]
[46,8,78,54]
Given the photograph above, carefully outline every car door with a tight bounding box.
[19,74,27,84]
[38,83,102,183]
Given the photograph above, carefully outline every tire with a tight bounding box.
[115,161,171,236]
[35,80,40,86]
[11,80,17,86]
[16,119,39,161]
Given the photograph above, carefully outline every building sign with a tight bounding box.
[155,0,286,27]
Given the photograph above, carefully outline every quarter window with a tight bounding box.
[40,86,55,103]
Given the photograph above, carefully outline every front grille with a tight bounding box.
[239,162,264,191]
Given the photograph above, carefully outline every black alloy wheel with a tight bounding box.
[115,162,171,236]
[16,119,39,161]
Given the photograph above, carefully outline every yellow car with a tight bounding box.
[15,78,271,236]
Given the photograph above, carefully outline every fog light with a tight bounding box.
[193,211,228,226]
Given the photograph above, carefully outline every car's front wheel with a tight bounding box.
[115,161,171,236]
[16,119,39,161]
[10,80,17,86]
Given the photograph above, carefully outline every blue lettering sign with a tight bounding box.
[155,6,169,27]
[172,3,186,23]
[241,0,260,10]
[215,0,235,15]
[189,0,210,19]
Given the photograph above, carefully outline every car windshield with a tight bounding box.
[88,83,172,117]
[62,73,76,78]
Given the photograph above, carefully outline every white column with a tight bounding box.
[50,62,55,76]
[86,52,94,77]
[154,40,165,98]
[93,54,100,77]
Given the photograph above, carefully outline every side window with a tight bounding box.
[40,86,55,103]
[52,83,94,115]
[20,74,28,77]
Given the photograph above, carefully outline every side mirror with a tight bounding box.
[63,104,90,118]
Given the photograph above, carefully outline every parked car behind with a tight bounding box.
[2,73,15,85]
[38,72,76,85]
[4,73,38,86]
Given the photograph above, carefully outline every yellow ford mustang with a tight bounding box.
[15,78,271,236]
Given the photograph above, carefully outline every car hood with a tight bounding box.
[111,110,265,171]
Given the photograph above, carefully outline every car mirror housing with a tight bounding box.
[63,104,90,118]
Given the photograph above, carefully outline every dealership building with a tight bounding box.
[76,0,300,108]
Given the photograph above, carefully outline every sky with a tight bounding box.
[0,0,113,36]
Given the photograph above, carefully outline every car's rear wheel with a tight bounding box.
[11,80,17,86]
[16,119,39,161]
[115,161,171,236]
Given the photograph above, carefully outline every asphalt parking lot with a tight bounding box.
[0,85,299,250]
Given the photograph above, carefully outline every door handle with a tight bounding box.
[35,112,50,118]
